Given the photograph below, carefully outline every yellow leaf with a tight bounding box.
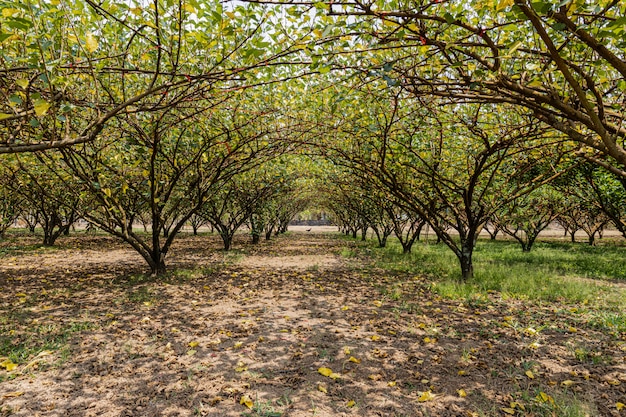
[318,367,333,377]
[568,326,577,333]
[183,3,195,13]
[418,390,435,402]
[502,408,516,415]
[85,32,98,53]
[2,391,24,399]
[329,372,341,380]
[528,341,540,350]
[235,361,247,372]
[343,346,351,355]
[525,370,534,379]
[317,384,327,394]
[617,402,625,410]
[458,370,467,376]
[1,359,18,372]
[240,394,253,408]
[561,380,575,387]
[233,342,243,349]
[370,335,380,341]
[536,392,554,404]
[341,306,349,311]
[457,388,467,397]
[1,8,19,17]
[348,356,361,364]
[33,100,51,116]
[0,113,12,121]
[388,381,397,387]
[368,374,382,381]
[373,300,383,307]
[346,400,356,408]
[496,0,514,11]
[186,349,196,356]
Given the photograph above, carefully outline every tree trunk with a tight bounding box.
[587,233,595,246]
[459,242,474,280]
[221,233,232,251]
[148,256,167,276]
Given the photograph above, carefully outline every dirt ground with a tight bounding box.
[0,229,625,416]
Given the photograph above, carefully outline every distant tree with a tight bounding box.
[494,187,563,252]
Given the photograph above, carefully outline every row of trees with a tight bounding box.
[302,84,626,279]
[3,0,626,281]
[0,96,313,274]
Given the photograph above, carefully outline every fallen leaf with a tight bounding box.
[240,394,253,408]
[388,381,397,387]
[373,300,383,307]
[318,367,340,380]
[186,349,197,356]
[343,346,351,355]
[536,391,554,405]
[317,384,327,394]
[617,402,625,410]
[341,306,349,311]
[457,389,467,397]
[348,356,361,364]
[458,370,467,376]
[0,359,17,372]
[528,341,541,350]
[188,341,199,348]
[561,380,575,387]
[346,400,356,408]
[235,361,247,372]
[369,374,382,381]
[525,370,534,379]
[233,342,243,349]
[418,390,435,402]
[370,335,380,341]
[502,408,516,415]
[2,391,24,399]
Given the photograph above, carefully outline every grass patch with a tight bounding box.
[343,236,626,307]
[0,320,97,365]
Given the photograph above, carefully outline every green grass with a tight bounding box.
[0,321,96,366]
[343,236,626,308]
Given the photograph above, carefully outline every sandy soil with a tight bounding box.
[0,230,625,417]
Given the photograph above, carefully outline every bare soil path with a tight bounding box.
[0,230,625,416]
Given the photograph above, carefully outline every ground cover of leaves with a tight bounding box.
[0,231,625,416]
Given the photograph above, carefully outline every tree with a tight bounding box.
[0,175,22,238]
[494,187,563,252]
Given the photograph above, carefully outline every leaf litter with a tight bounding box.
[0,231,625,416]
